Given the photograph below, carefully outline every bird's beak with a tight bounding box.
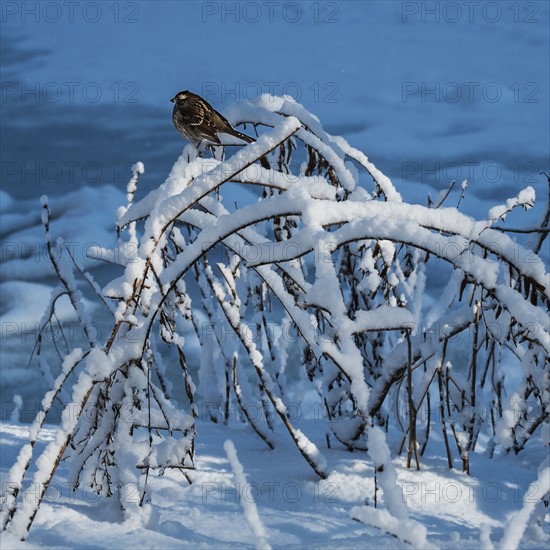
[170,97,176,103]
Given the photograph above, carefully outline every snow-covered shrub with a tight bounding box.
[1,96,548,539]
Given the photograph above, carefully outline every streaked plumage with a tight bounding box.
[171,90,255,145]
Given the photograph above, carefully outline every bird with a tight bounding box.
[171,90,258,146]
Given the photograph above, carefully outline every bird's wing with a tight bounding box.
[179,99,208,126]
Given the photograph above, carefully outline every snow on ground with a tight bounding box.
[0,418,547,549]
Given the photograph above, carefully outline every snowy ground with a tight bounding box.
[1,1,549,548]
[1,416,548,549]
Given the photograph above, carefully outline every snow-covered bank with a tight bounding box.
[0,419,547,549]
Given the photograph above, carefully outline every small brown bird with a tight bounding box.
[171,90,256,145]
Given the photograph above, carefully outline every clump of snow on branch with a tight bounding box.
[224,440,271,550]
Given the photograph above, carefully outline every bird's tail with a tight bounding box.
[230,128,255,143]
[230,128,270,170]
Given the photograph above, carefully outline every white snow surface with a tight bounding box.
[1,419,548,549]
